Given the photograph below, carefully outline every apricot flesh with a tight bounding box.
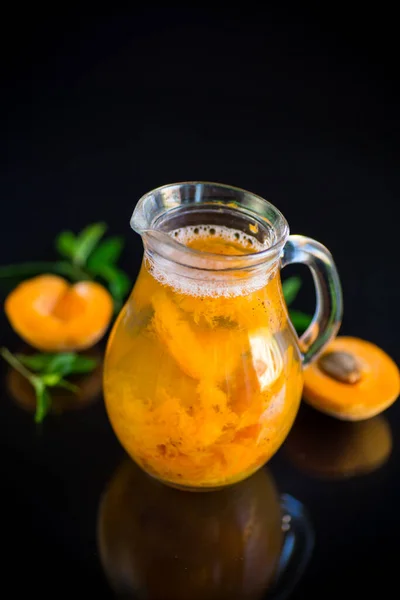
[303,337,399,420]
[5,275,113,351]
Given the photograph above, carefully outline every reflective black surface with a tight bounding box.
[1,8,399,599]
[97,460,313,599]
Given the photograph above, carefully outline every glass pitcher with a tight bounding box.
[104,182,342,490]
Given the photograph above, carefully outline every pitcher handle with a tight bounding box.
[281,235,343,366]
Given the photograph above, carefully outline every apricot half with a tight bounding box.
[5,275,113,351]
[303,337,399,420]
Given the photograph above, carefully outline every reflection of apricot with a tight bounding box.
[303,337,399,420]
[284,405,392,479]
[6,348,103,414]
[5,275,113,351]
[98,460,283,600]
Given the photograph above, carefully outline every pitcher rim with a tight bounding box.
[131,181,289,270]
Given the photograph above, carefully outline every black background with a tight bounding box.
[1,7,399,599]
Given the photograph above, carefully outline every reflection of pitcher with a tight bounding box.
[104,183,342,489]
[98,460,283,600]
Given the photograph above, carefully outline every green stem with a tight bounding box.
[0,261,91,281]
[56,262,91,281]
[1,347,35,383]
[57,379,79,393]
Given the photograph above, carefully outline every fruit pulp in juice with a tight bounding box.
[104,225,303,488]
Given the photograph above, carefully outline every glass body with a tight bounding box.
[104,183,342,489]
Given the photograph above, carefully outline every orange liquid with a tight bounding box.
[104,227,302,488]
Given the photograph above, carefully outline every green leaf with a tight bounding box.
[16,353,54,372]
[17,352,77,375]
[96,264,131,301]
[0,261,89,281]
[0,262,62,280]
[109,268,131,300]
[44,353,97,377]
[289,309,312,333]
[33,380,51,424]
[17,352,98,377]
[282,276,302,306]
[87,237,125,272]
[73,222,107,266]
[69,355,98,374]
[2,348,95,424]
[43,353,78,376]
[55,231,77,259]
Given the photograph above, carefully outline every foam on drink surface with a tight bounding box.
[172,225,266,255]
[147,225,273,298]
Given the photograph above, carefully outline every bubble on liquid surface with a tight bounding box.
[171,225,268,254]
[147,225,273,298]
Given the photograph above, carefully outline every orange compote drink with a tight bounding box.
[104,225,302,488]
